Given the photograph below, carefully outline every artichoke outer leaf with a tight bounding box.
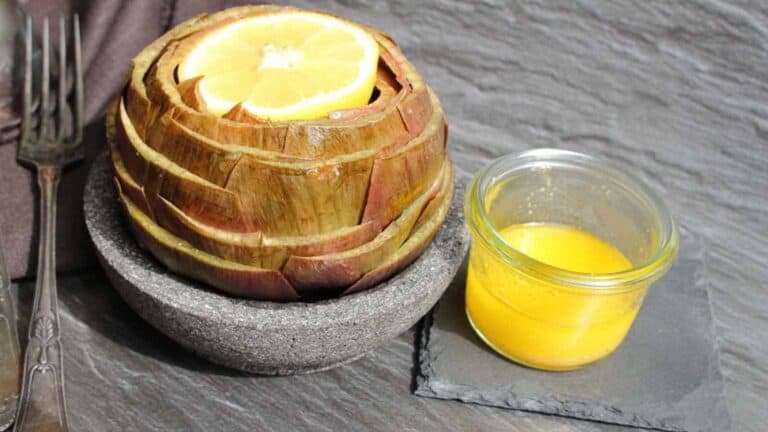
[342,161,453,295]
[116,100,253,232]
[111,100,149,191]
[224,153,374,236]
[115,177,300,301]
[145,111,242,187]
[397,81,433,136]
[110,143,154,218]
[360,92,446,228]
[124,79,152,140]
[282,159,449,295]
[151,194,382,269]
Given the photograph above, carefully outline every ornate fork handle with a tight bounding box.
[14,166,68,432]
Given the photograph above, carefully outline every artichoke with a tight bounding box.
[106,5,452,301]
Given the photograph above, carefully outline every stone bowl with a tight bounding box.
[84,153,469,375]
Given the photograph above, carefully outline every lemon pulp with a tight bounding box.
[177,11,379,121]
[466,223,647,371]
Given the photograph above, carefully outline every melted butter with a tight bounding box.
[466,223,645,370]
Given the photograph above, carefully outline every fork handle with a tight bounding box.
[14,166,68,432]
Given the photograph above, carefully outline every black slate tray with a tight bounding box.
[415,230,730,432]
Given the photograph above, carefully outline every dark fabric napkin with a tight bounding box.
[0,0,259,279]
[415,229,730,432]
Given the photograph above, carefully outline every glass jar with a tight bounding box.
[464,148,679,371]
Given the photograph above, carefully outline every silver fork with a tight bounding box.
[13,15,82,432]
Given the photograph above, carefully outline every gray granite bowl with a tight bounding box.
[84,153,469,375]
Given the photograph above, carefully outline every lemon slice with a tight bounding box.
[177,11,380,121]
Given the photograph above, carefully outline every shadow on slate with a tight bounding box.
[415,229,730,432]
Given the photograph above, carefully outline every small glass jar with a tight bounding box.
[464,148,679,371]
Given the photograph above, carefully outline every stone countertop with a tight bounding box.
[7,0,768,430]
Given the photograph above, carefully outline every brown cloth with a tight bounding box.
[0,0,253,279]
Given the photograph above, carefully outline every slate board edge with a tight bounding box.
[696,239,732,432]
[414,231,731,432]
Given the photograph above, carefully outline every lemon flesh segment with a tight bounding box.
[177,12,380,121]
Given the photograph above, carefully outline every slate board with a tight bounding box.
[415,229,730,432]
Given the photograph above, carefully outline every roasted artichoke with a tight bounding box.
[106,5,452,301]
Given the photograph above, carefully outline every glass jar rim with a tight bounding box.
[466,148,679,291]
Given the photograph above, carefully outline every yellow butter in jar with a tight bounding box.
[464,149,678,371]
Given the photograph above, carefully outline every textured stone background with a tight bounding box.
[304,0,768,429]
[5,0,768,430]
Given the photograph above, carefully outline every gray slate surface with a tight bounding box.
[416,231,729,432]
[4,0,768,430]
[292,1,766,430]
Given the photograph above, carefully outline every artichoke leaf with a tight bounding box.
[223,103,269,124]
[374,34,434,136]
[412,155,452,232]
[110,99,148,190]
[146,111,242,186]
[116,178,300,301]
[327,68,398,120]
[398,81,432,136]
[282,159,449,295]
[280,102,407,158]
[361,90,446,227]
[152,194,381,268]
[225,152,373,236]
[110,139,153,218]
[177,76,207,113]
[116,100,253,232]
[153,75,402,181]
[343,162,453,295]
[124,79,152,140]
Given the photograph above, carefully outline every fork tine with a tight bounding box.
[57,16,67,141]
[72,14,83,145]
[39,18,51,140]
[20,16,33,144]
